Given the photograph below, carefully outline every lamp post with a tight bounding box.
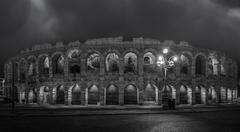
[156,48,178,110]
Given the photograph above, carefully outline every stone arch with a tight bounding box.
[123,52,138,74]
[195,85,206,104]
[208,53,218,75]
[195,86,201,104]
[39,86,50,104]
[68,84,81,105]
[124,84,138,105]
[180,52,192,75]
[143,51,156,73]
[220,56,227,76]
[220,86,226,103]
[38,54,50,76]
[27,56,37,76]
[121,48,140,58]
[65,47,82,58]
[180,85,188,104]
[105,52,120,73]
[67,48,81,75]
[106,84,119,105]
[143,48,158,57]
[51,52,65,74]
[208,86,217,103]
[161,85,176,100]
[87,52,101,73]
[195,53,206,75]
[52,85,65,104]
[143,83,158,104]
[87,84,100,105]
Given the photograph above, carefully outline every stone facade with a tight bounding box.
[3,37,238,106]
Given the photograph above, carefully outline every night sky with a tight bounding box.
[0,0,240,75]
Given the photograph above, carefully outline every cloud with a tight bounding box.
[228,8,240,19]
[1,0,240,74]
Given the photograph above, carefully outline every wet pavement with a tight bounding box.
[1,110,240,132]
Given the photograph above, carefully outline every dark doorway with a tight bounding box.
[124,85,138,104]
[106,85,119,105]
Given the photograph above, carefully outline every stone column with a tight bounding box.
[138,77,144,105]
[205,86,209,105]
[217,55,221,76]
[64,58,69,80]
[119,82,124,105]
[99,81,105,105]
[138,54,143,76]
[192,57,196,77]
[64,90,68,105]
[100,56,105,76]
[191,81,196,105]
[35,61,39,83]
[175,84,180,105]
[119,58,124,75]
[49,59,53,78]
[81,58,86,76]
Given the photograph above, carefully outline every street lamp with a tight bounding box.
[156,48,178,110]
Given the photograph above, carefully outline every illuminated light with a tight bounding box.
[158,56,164,61]
[163,48,169,54]
[173,56,178,61]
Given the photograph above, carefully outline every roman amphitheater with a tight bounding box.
[3,37,238,106]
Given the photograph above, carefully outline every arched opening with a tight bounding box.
[56,85,65,104]
[161,85,176,103]
[39,56,49,76]
[143,52,156,73]
[68,49,81,76]
[30,87,37,103]
[71,84,81,105]
[227,89,232,103]
[88,85,99,105]
[39,86,50,104]
[106,53,119,73]
[27,57,37,76]
[124,85,138,105]
[220,87,226,103]
[180,85,188,104]
[208,53,218,75]
[106,85,119,105]
[208,86,217,103]
[195,55,206,75]
[180,54,191,75]
[87,53,100,73]
[144,83,157,104]
[220,56,227,76]
[52,54,64,75]
[124,52,138,73]
[195,86,201,104]
[70,64,80,75]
